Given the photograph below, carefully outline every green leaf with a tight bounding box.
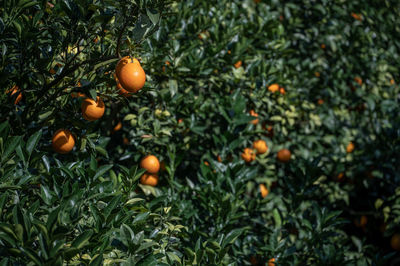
[20,247,42,265]
[146,9,160,25]
[26,129,42,159]
[93,164,113,180]
[222,228,243,248]
[2,136,21,163]
[103,195,121,219]
[133,212,150,224]
[89,254,103,266]
[71,230,93,249]
[40,185,53,205]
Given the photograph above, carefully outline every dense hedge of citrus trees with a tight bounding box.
[1,0,400,265]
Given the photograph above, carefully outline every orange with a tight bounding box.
[6,85,22,105]
[391,234,400,251]
[81,96,105,121]
[217,155,222,162]
[268,258,276,266]
[52,129,75,154]
[317,99,324,105]
[115,56,146,93]
[268,84,279,93]
[354,76,362,85]
[321,44,326,49]
[241,148,256,163]
[227,50,231,54]
[115,75,132,97]
[249,256,258,265]
[277,149,291,163]
[354,215,367,227]
[140,155,160,174]
[249,110,259,125]
[204,161,210,167]
[260,184,268,198]
[140,173,159,186]
[160,161,166,172]
[253,140,268,154]
[351,13,362,21]
[165,61,171,66]
[390,79,395,85]
[113,122,122,132]
[123,137,129,145]
[234,60,242,68]
[315,72,320,77]
[263,123,274,137]
[337,172,345,182]
[279,87,286,95]
[71,92,86,98]
[346,142,355,153]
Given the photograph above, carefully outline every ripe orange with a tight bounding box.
[115,56,146,93]
[241,148,256,163]
[390,234,400,251]
[253,140,268,154]
[390,79,395,85]
[317,99,324,105]
[260,184,269,198]
[277,149,291,163]
[263,123,274,137]
[354,215,367,227]
[268,84,279,93]
[354,76,362,85]
[234,60,242,68]
[337,172,345,182]
[315,72,320,77]
[204,161,210,167]
[217,155,222,162]
[268,258,276,266]
[160,161,166,172]
[71,92,86,98]
[6,85,22,105]
[140,155,160,174]
[113,122,122,132]
[81,96,105,121]
[227,50,231,54]
[346,142,355,153]
[351,13,362,21]
[140,173,159,186]
[321,44,326,49]
[279,87,286,95]
[123,137,129,145]
[52,129,75,154]
[116,79,132,97]
[249,110,259,125]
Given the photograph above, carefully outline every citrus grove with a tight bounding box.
[1,0,400,265]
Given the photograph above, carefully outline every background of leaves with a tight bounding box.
[1,0,400,265]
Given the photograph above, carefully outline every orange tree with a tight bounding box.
[1,0,400,265]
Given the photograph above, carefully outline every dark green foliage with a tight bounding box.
[1,0,400,265]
